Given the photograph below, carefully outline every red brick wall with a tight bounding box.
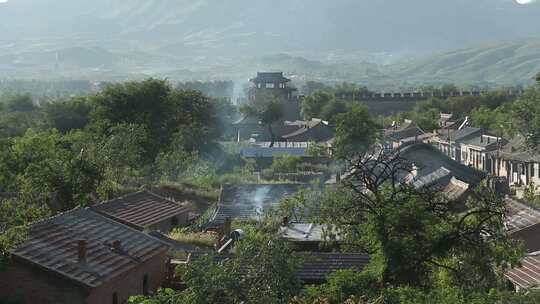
[87,250,168,304]
[0,250,168,304]
[0,259,86,303]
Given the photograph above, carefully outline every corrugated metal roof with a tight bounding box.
[506,252,540,289]
[505,199,540,234]
[11,209,169,288]
[212,184,305,224]
[92,191,190,229]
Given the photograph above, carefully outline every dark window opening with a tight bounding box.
[171,216,179,227]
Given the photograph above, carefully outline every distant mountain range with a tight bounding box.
[0,0,539,86]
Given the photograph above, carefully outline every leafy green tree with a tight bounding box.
[0,195,51,270]
[307,141,327,157]
[42,97,91,133]
[270,154,302,173]
[242,100,284,147]
[301,81,330,96]
[321,152,522,290]
[511,85,540,150]
[320,99,347,122]
[90,79,220,162]
[301,91,333,119]
[1,94,36,113]
[332,105,379,160]
[0,129,104,210]
[130,231,300,304]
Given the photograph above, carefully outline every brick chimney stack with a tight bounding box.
[112,240,122,251]
[77,240,87,264]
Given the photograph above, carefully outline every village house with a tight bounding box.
[282,119,335,143]
[400,142,486,186]
[488,137,540,194]
[92,190,191,233]
[240,141,331,170]
[504,198,540,253]
[383,120,434,150]
[0,208,170,304]
[432,127,483,162]
[210,184,306,226]
[459,134,506,172]
[411,167,472,210]
[506,251,540,291]
[186,252,371,285]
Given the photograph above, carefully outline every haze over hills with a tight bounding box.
[0,0,540,86]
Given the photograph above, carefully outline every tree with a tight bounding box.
[90,79,220,162]
[0,129,104,210]
[0,195,51,270]
[241,100,284,148]
[42,97,91,133]
[270,154,302,173]
[301,81,329,96]
[301,91,333,119]
[130,231,301,304]
[320,151,522,290]
[1,94,36,113]
[511,86,540,150]
[332,105,379,160]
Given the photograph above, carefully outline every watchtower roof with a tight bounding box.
[250,72,291,84]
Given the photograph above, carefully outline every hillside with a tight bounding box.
[388,41,540,86]
[0,0,540,85]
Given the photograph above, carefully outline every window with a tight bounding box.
[265,83,275,89]
[113,292,118,304]
[143,274,149,296]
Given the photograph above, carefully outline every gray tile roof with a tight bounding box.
[400,143,486,186]
[188,252,370,283]
[386,126,425,142]
[506,252,540,289]
[11,208,169,288]
[211,184,305,224]
[505,199,540,234]
[92,191,190,230]
[297,253,370,282]
[241,147,308,158]
[441,127,482,142]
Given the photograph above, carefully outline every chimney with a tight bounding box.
[112,240,122,251]
[77,240,87,264]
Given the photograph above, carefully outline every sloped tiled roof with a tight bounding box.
[386,126,425,142]
[188,252,370,283]
[400,143,486,186]
[241,147,307,158]
[212,184,305,224]
[505,199,540,234]
[92,191,190,230]
[506,252,540,289]
[297,253,370,282]
[11,209,169,288]
[439,127,482,142]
